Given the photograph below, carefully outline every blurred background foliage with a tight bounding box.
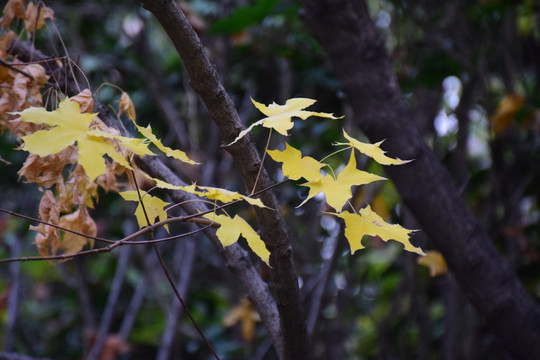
[1,0,539,359]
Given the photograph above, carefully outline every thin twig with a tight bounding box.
[0,59,35,80]
[156,237,197,360]
[131,169,220,360]
[152,244,220,359]
[250,128,273,195]
[86,246,132,360]
[0,208,115,244]
[0,225,205,264]
[0,177,289,264]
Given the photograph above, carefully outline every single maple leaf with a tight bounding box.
[87,129,154,160]
[202,212,270,265]
[223,297,261,342]
[29,190,61,256]
[490,94,525,135]
[71,89,94,113]
[24,2,55,31]
[417,250,448,276]
[117,91,136,121]
[335,129,411,165]
[120,190,171,232]
[267,142,325,182]
[196,185,268,208]
[298,151,386,212]
[229,97,341,145]
[331,205,423,255]
[18,147,76,188]
[134,123,199,165]
[58,207,97,255]
[139,172,265,208]
[58,165,99,209]
[140,171,198,193]
[0,0,25,28]
[17,99,154,181]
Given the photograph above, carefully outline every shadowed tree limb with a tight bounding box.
[301,1,540,359]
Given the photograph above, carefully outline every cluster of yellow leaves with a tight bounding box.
[255,98,423,255]
[120,174,270,264]
[2,6,420,264]
[1,0,422,264]
[17,98,155,181]
[10,93,126,256]
[11,92,205,257]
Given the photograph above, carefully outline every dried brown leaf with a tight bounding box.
[117,91,135,121]
[71,89,94,113]
[24,2,55,32]
[0,0,26,28]
[18,147,77,188]
[59,207,96,255]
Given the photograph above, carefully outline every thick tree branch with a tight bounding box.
[302,1,540,359]
[139,1,308,358]
[7,38,284,358]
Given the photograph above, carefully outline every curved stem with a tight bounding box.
[250,128,273,195]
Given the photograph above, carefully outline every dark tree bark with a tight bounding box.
[302,1,540,359]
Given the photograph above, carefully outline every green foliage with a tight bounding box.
[211,0,279,34]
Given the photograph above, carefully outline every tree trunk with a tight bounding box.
[302,1,540,359]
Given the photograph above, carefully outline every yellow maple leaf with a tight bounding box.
[88,129,154,158]
[202,213,270,265]
[19,99,96,155]
[140,171,199,193]
[490,94,525,135]
[120,190,170,232]
[298,151,386,212]
[331,205,423,255]
[229,97,341,145]
[267,143,325,182]
[134,123,199,165]
[417,250,448,277]
[196,185,268,208]
[335,129,411,165]
[139,171,266,208]
[223,297,261,342]
[17,99,154,181]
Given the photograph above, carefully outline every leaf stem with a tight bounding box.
[250,128,273,196]
[319,145,350,163]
